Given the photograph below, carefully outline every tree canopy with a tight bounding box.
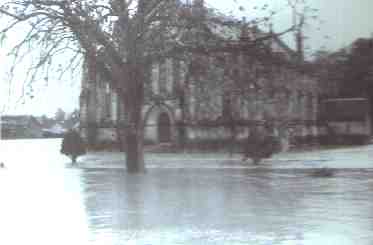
[315,38,373,99]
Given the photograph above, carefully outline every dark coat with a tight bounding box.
[60,130,86,158]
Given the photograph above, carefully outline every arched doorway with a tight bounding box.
[158,112,171,143]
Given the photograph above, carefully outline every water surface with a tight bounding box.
[1,139,373,245]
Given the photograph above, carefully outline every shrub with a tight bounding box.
[243,130,281,164]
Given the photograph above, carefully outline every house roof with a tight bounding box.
[1,115,41,127]
[173,4,300,64]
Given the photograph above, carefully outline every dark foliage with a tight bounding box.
[339,38,373,98]
[243,130,281,164]
[310,168,334,177]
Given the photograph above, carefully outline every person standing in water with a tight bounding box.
[60,129,86,163]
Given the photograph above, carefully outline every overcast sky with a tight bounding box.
[1,0,373,117]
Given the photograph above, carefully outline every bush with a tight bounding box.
[243,131,281,164]
[60,130,86,163]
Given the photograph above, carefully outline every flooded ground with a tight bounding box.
[1,139,373,245]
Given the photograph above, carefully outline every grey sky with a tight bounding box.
[299,0,373,52]
[207,0,373,53]
[1,0,373,117]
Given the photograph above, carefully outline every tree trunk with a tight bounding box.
[122,92,146,173]
[178,88,187,150]
[125,129,145,173]
[121,63,146,173]
[71,155,77,164]
[228,117,236,157]
[116,19,147,173]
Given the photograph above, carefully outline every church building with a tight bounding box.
[79,0,319,150]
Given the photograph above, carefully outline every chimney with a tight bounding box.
[193,0,204,8]
[295,15,305,63]
[269,23,274,36]
[251,23,259,40]
[268,22,274,50]
[240,17,250,41]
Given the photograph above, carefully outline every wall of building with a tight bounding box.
[80,58,319,150]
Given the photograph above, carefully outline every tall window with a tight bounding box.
[165,58,173,93]
[159,60,167,94]
[173,59,181,93]
[151,63,160,94]
[111,92,117,122]
[105,83,111,119]
[306,93,314,120]
[222,93,232,119]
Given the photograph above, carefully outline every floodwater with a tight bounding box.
[1,139,373,245]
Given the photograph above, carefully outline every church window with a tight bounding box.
[151,63,160,94]
[165,58,173,93]
[105,83,111,119]
[222,93,232,119]
[173,60,181,92]
[159,60,167,94]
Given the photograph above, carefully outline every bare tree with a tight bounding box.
[0,0,311,172]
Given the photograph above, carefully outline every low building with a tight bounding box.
[1,115,43,139]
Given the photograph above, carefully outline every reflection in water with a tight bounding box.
[1,139,373,244]
[82,168,373,245]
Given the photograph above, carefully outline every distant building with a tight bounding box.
[79,0,319,149]
[1,115,43,139]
